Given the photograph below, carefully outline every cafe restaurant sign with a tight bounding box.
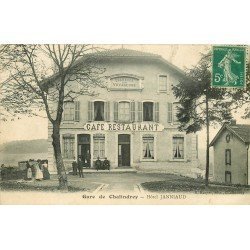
[109,75,143,90]
[83,122,164,132]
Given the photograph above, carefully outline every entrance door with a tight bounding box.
[78,134,91,168]
[118,134,130,167]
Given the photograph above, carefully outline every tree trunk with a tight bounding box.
[205,93,210,186]
[51,122,68,191]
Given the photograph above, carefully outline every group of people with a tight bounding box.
[26,159,50,181]
[72,156,111,178]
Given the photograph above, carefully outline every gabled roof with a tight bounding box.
[210,123,250,146]
[77,48,186,76]
[42,48,187,89]
[93,48,161,58]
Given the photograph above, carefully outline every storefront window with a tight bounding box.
[143,102,154,121]
[63,102,75,121]
[173,136,184,159]
[93,134,105,158]
[142,136,154,159]
[63,134,75,159]
[118,102,130,122]
[94,101,104,121]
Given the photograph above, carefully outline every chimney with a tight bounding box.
[230,119,236,126]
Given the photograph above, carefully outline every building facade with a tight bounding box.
[47,49,199,174]
[210,121,250,185]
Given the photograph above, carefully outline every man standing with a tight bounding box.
[72,158,78,176]
[78,157,84,178]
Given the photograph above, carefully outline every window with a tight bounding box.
[142,136,154,159]
[93,134,105,158]
[159,75,167,91]
[63,134,75,159]
[118,102,130,122]
[143,102,154,121]
[94,101,104,121]
[225,171,232,184]
[225,149,231,165]
[63,102,75,121]
[173,136,184,159]
[173,103,180,123]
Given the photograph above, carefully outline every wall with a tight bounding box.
[47,57,199,174]
[213,129,248,185]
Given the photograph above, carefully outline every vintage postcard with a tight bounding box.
[0,44,249,205]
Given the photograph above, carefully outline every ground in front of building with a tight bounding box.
[0,172,249,194]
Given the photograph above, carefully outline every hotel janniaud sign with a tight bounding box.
[83,122,164,132]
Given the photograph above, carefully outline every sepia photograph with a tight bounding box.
[0,44,249,204]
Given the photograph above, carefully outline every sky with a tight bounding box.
[0,44,248,145]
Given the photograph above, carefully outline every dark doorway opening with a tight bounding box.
[118,134,131,167]
[78,134,91,168]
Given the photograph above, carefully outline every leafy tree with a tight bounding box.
[173,52,240,186]
[0,45,106,190]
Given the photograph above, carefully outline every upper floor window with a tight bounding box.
[173,136,184,159]
[94,101,104,121]
[143,102,154,121]
[118,102,130,122]
[63,102,75,121]
[173,103,180,123]
[159,75,167,92]
[225,149,231,165]
[88,101,110,122]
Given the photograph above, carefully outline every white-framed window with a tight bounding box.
[159,75,168,92]
[93,134,105,159]
[63,134,75,159]
[142,135,155,159]
[173,136,184,159]
[63,102,75,121]
[118,101,130,122]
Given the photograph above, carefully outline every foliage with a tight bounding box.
[172,52,247,134]
[0,45,106,122]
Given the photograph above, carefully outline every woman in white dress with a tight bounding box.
[34,160,43,180]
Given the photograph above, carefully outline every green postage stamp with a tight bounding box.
[212,45,247,88]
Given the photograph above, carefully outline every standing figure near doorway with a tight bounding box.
[78,156,84,178]
[86,150,91,168]
[72,157,78,175]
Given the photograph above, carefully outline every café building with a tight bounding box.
[47,48,199,174]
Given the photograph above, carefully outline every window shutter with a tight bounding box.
[105,101,110,121]
[137,102,143,122]
[88,101,93,122]
[154,102,159,122]
[167,103,173,123]
[74,101,80,122]
[114,102,118,122]
[130,101,135,122]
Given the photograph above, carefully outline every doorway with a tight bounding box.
[78,134,91,168]
[118,134,131,167]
